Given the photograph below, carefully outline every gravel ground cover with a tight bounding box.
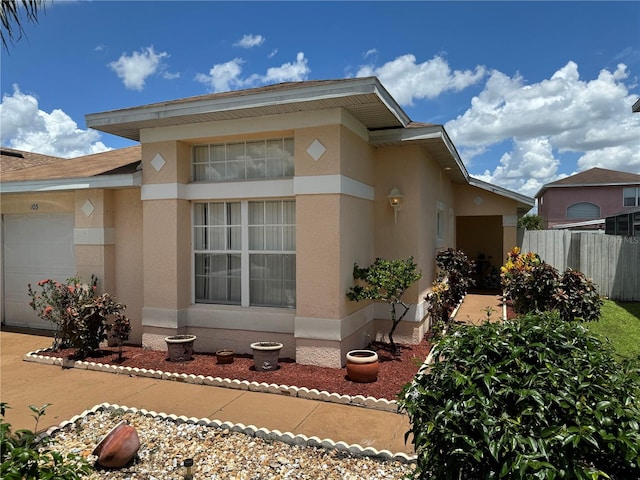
[51,409,416,479]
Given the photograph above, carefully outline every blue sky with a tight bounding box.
[1,1,639,199]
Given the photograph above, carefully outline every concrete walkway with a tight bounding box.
[453,292,504,325]
[0,330,412,455]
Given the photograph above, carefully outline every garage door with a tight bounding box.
[2,214,76,330]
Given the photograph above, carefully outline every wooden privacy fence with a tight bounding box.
[521,230,640,302]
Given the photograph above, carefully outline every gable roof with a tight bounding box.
[1,146,142,193]
[86,77,410,142]
[1,148,62,174]
[535,167,640,198]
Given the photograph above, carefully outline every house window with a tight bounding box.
[194,200,296,308]
[567,202,600,220]
[623,187,640,207]
[192,138,294,182]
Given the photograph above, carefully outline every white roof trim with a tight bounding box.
[468,177,535,208]
[369,125,470,183]
[86,77,411,139]
[552,219,605,229]
[0,171,142,194]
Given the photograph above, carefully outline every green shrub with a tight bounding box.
[425,248,475,328]
[553,268,603,322]
[28,276,130,359]
[1,403,91,479]
[501,248,603,322]
[399,312,640,479]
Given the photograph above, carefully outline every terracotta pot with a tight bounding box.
[346,349,379,383]
[165,335,196,362]
[216,349,235,364]
[250,342,283,371]
[93,421,140,468]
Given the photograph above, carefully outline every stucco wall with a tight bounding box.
[113,188,143,344]
[1,191,75,215]
[539,185,628,228]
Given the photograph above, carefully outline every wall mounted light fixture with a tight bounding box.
[387,187,404,224]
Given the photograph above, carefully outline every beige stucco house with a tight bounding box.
[1,77,533,367]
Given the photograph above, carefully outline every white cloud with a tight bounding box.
[234,34,265,48]
[195,52,310,93]
[195,58,245,92]
[446,61,640,197]
[0,85,109,158]
[262,52,310,84]
[108,46,169,91]
[356,54,486,105]
[363,49,377,59]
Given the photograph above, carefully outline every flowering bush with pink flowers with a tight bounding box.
[27,276,130,359]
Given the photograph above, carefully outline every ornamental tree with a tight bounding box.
[27,276,130,359]
[347,257,422,354]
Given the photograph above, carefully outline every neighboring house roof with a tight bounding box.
[535,167,640,198]
[633,98,640,113]
[0,145,142,193]
[0,148,62,174]
[86,77,411,142]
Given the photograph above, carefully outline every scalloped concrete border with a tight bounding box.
[46,402,417,463]
[23,349,400,412]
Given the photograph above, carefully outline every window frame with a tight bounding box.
[193,199,296,309]
[623,186,640,207]
[192,137,294,182]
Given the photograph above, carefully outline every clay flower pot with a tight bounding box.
[216,349,235,364]
[165,335,196,362]
[250,341,283,371]
[92,421,140,468]
[346,349,379,383]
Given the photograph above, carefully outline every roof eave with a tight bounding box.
[86,78,411,141]
[469,177,535,212]
[369,125,470,184]
[0,171,142,194]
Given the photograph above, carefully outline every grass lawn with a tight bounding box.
[586,299,640,360]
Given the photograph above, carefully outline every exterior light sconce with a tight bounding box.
[387,187,404,224]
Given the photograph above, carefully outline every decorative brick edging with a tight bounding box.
[46,402,417,463]
[23,350,398,412]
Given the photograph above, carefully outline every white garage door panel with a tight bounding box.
[3,214,76,330]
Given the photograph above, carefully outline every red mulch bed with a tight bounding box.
[42,340,432,402]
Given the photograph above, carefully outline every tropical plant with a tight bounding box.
[518,213,544,230]
[347,257,422,354]
[553,268,603,322]
[425,248,475,329]
[27,276,130,359]
[1,0,44,51]
[1,403,91,479]
[501,247,603,321]
[399,312,640,479]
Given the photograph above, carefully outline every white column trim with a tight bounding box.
[294,175,374,201]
